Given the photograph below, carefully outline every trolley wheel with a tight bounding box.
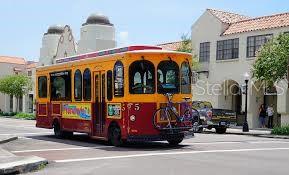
[109,126,123,147]
[167,137,184,146]
[53,121,64,138]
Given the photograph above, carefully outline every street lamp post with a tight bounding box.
[243,72,249,132]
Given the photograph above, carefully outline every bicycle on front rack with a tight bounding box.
[152,93,198,131]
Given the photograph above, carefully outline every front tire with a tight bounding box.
[167,137,184,146]
[109,127,123,147]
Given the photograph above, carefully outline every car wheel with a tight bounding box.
[215,127,227,134]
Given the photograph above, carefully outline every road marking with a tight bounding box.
[0,123,36,129]
[0,132,52,136]
[184,140,289,145]
[184,141,244,145]
[12,146,113,153]
[249,141,289,144]
[55,147,289,163]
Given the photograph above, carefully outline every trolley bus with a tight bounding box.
[36,45,194,146]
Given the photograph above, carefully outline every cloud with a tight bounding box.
[118,31,129,46]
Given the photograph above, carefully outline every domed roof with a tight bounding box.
[45,25,64,35]
[82,13,113,26]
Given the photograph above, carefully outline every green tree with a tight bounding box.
[252,33,289,87]
[0,74,32,112]
[176,34,199,70]
[176,34,192,53]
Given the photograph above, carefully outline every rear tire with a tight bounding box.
[167,137,184,146]
[53,121,64,138]
[109,126,123,147]
[215,127,227,134]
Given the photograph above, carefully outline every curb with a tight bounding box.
[0,136,18,144]
[0,156,48,175]
[255,134,289,139]
[201,131,289,139]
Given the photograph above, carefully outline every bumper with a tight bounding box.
[127,130,194,142]
[203,121,237,128]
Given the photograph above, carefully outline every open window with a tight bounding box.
[50,71,71,101]
[129,60,155,94]
[157,60,179,94]
[180,61,191,94]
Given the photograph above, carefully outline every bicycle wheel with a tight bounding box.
[152,108,176,130]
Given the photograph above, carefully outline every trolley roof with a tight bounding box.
[55,45,163,64]
[37,45,192,72]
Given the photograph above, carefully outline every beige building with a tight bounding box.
[39,13,116,66]
[0,56,37,113]
[191,9,289,128]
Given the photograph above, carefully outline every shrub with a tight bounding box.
[15,112,35,120]
[0,112,16,117]
[271,125,289,135]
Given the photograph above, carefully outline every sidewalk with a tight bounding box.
[203,127,289,139]
[0,136,48,175]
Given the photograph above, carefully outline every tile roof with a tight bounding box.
[27,62,38,69]
[157,41,182,51]
[223,12,289,35]
[207,9,250,24]
[0,56,26,65]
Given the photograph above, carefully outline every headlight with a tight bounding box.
[130,115,136,122]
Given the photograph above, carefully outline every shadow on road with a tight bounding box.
[27,134,189,152]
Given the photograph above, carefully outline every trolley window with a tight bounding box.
[129,60,155,94]
[107,70,113,101]
[157,60,179,93]
[114,61,124,97]
[180,62,191,94]
[74,69,82,101]
[83,68,91,101]
[38,76,47,98]
[50,71,71,101]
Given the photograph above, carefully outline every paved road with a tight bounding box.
[1,118,289,175]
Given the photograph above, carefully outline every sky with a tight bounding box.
[0,0,289,61]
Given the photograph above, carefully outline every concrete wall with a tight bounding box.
[78,24,116,54]
[54,26,77,61]
[39,34,61,66]
[0,62,26,113]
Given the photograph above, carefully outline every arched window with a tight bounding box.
[50,70,71,101]
[180,62,191,94]
[129,60,155,94]
[107,70,113,101]
[157,60,179,93]
[74,70,82,101]
[114,61,124,97]
[83,68,91,101]
[38,76,47,98]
